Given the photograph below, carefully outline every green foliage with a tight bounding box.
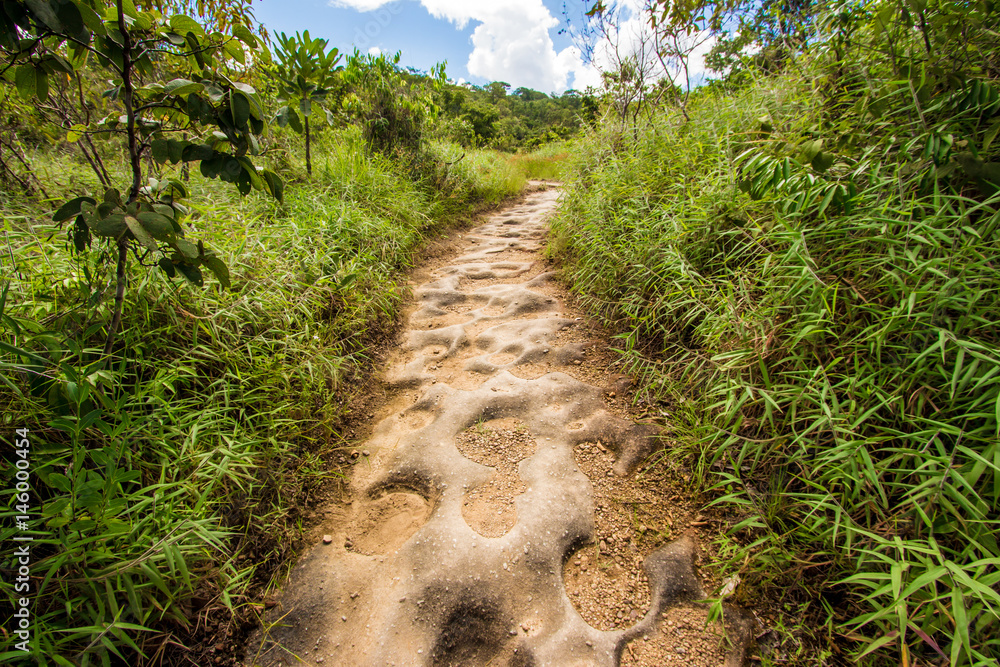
[342,50,444,157]
[272,30,343,175]
[0,0,281,355]
[551,1,1000,664]
[431,80,592,151]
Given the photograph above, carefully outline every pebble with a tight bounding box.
[322,535,333,544]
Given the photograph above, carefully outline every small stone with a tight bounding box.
[345,538,353,548]
[341,616,347,622]
[350,450,359,459]
[573,359,582,365]
[322,535,333,544]
[362,450,370,457]
[608,391,616,398]
[599,540,608,553]
[350,592,359,599]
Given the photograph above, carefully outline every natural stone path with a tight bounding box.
[244,185,748,666]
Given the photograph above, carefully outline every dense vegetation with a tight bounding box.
[433,80,598,151]
[0,1,564,663]
[551,0,1000,665]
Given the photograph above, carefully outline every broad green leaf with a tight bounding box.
[983,119,1000,153]
[157,257,176,278]
[812,151,835,172]
[175,261,203,286]
[231,90,251,128]
[14,64,35,100]
[24,0,62,31]
[261,170,284,203]
[223,38,245,64]
[232,24,258,47]
[276,105,303,133]
[203,256,230,289]
[174,238,199,260]
[169,14,204,37]
[150,138,170,163]
[46,472,71,492]
[90,214,127,238]
[52,196,96,222]
[124,215,158,252]
[136,212,175,241]
[162,78,203,96]
[182,143,214,162]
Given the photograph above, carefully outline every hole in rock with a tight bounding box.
[456,419,536,537]
[346,490,433,556]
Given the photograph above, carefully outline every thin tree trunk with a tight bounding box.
[305,115,312,175]
[103,0,141,356]
[85,135,112,187]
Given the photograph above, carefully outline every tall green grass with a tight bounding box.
[548,41,1000,667]
[0,127,524,665]
[509,141,574,181]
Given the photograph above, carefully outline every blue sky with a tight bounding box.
[253,0,605,93]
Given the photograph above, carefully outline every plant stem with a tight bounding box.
[103,0,140,356]
[305,114,312,175]
[119,0,142,202]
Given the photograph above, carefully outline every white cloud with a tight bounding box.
[328,0,394,10]
[421,1,588,93]
[368,46,383,55]
[331,0,588,93]
[328,0,713,93]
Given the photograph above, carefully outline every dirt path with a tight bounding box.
[244,184,749,667]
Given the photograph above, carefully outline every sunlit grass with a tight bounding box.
[549,62,1000,667]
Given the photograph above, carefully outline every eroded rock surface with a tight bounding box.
[245,185,747,667]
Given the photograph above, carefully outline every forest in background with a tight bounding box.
[2,0,999,665]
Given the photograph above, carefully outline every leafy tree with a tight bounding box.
[272,30,342,175]
[484,80,509,103]
[0,0,282,355]
[342,50,445,156]
[462,100,500,145]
